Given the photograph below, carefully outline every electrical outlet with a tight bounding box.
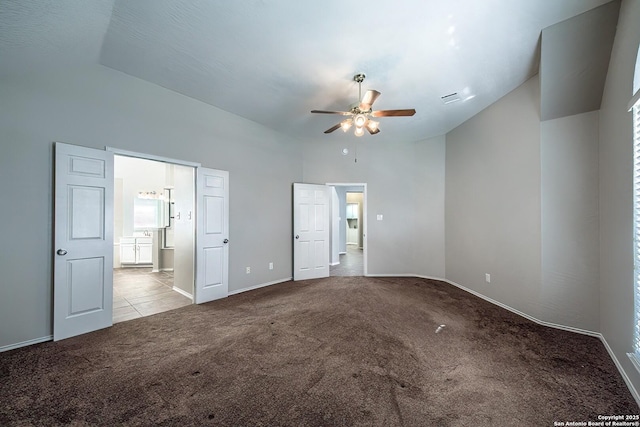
[485,273,491,283]
[246,267,251,274]
[269,262,273,270]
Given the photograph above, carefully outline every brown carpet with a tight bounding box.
[1,276,638,426]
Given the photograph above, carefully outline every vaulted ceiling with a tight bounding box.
[1,0,616,142]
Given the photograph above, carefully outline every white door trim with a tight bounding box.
[106,147,201,168]
[326,183,368,276]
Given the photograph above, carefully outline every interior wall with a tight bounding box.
[172,164,195,296]
[330,187,340,265]
[113,156,169,270]
[302,135,445,278]
[334,187,348,253]
[114,156,168,239]
[599,0,640,396]
[445,76,542,318]
[0,64,302,349]
[540,111,600,332]
[346,192,363,247]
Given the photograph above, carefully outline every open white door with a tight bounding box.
[293,183,330,280]
[54,143,114,341]
[195,167,229,304]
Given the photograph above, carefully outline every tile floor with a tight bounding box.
[330,245,364,276]
[113,268,192,324]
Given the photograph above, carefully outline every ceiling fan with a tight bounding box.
[311,73,416,136]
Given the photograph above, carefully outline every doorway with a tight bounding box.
[53,142,230,341]
[112,155,195,323]
[327,184,367,277]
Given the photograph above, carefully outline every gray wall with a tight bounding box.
[0,64,301,348]
[599,0,640,397]
[540,1,619,121]
[303,135,446,278]
[445,76,542,318]
[445,75,604,334]
[541,111,600,332]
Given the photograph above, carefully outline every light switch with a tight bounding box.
[377,214,383,221]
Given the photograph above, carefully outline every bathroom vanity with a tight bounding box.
[120,236,153,265]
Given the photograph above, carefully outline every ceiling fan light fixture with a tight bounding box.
[354,114,367,128]
[341,120,353,132]
[366,120,379,132]
[354,126,365,137]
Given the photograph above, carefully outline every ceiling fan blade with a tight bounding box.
[311,110,351,115]
[324,123,343,134]
[371,109,416,117]
[359,90,381,111]
[366,126,380,135]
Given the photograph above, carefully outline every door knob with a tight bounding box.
[295,235,299,239]
[223,239,229,244]
[56,249,67,256]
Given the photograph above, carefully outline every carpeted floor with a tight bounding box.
[1,276,638,426]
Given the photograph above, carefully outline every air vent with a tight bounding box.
[440,92,461,104]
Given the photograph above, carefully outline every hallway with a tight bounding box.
[330,245,363,276]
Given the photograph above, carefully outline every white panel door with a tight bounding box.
[293,183,330,281]
[54,142,114,341]
[195,168,229,304]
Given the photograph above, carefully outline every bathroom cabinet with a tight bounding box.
[120,237,153,266]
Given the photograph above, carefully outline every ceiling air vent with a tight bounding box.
[440,92,461,104]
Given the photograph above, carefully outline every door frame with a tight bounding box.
[54,144,230,340]
[107,147,200,168]
[326,183,368,276]
[108,147,200,300]
[106,149,229,296]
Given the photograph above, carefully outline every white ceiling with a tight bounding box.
[2,0,615,143]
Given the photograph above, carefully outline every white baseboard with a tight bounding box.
[228,277,292,296]
[0,335,52,353]
[601,341,640,408]
[412,274,640,406]
[172,286,193,300]
[436,276,600,337]
[366,273,422,282]
[160,268,174,272]
[330,262,340,266]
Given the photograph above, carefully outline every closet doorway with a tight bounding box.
[112,155,195,323]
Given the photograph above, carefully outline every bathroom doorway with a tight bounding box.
[112,155,195,323]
